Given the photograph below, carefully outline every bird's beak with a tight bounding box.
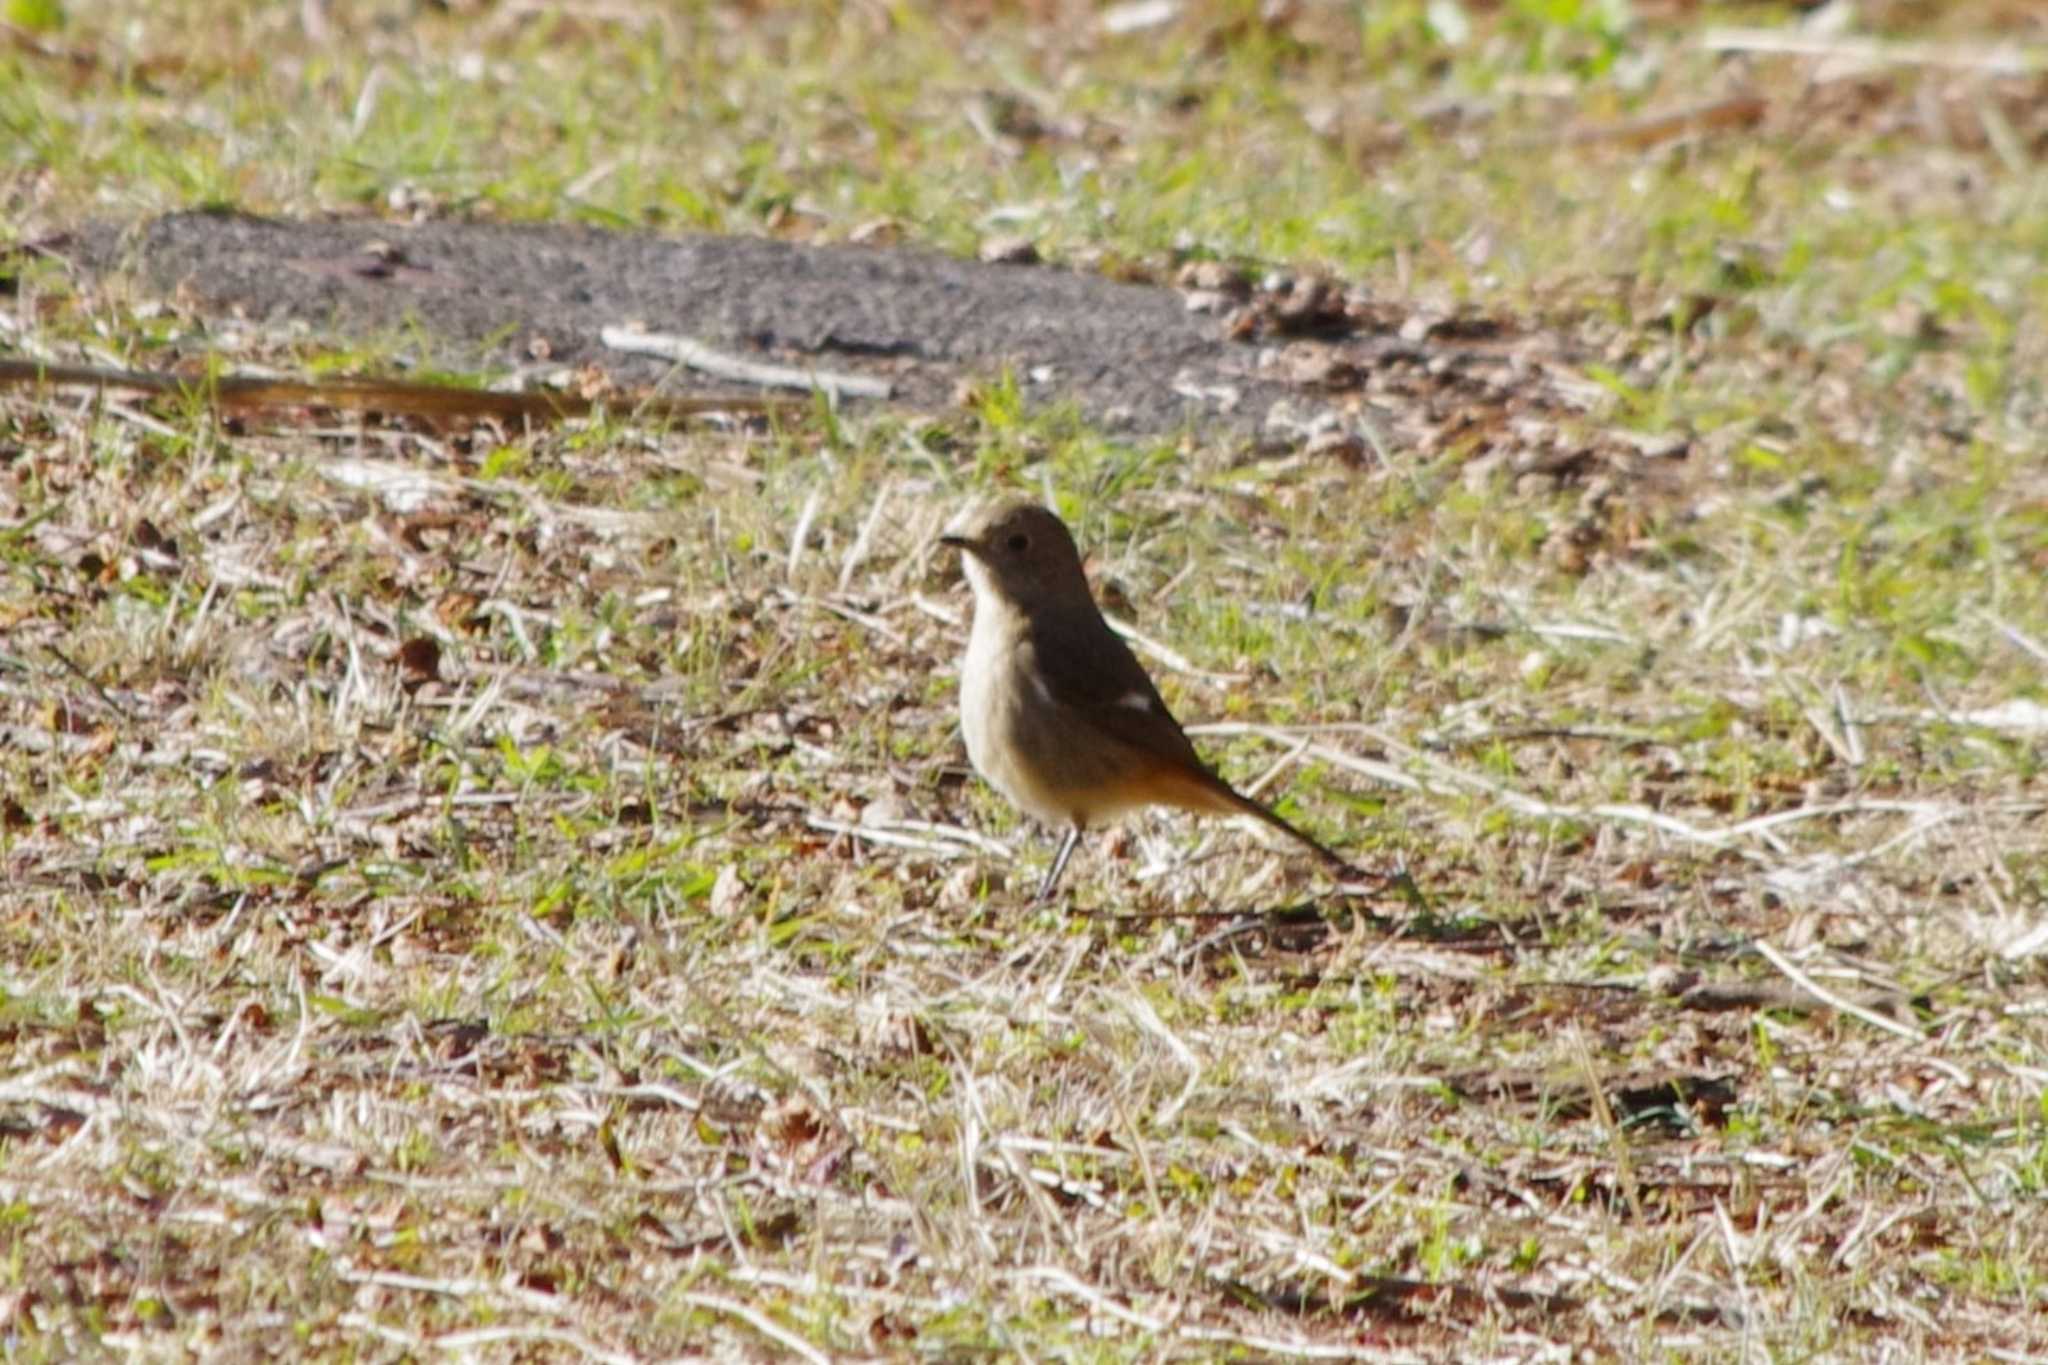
[938,532,978,557]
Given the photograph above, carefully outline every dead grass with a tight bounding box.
[4,0,2048,1359]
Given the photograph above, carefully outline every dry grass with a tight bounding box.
[5,0,2048,1359]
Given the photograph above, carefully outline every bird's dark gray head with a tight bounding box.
[940,499,1093,608]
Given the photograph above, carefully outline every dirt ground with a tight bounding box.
[72,211,1675,494]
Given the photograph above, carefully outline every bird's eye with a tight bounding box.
[1006,533,1030,553]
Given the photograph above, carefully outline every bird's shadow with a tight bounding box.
[1067,871,1527,966]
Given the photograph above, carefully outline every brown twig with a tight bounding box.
[0,358,799,423]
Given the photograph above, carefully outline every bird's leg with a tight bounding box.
[1035,825,1082,903]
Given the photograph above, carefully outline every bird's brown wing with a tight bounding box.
[1023,606,1360,871]
[1020,606,1213,776]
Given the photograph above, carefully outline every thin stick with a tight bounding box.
[1699,28,2043,75]
[44,645,133,721]
[600,326,893,400]
[676,1291,832,1365]
[1752,942,1923,1041]
[1100,611,1246,685]
[0,357,790,422]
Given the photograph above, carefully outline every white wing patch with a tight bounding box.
[1117,690,1161,713]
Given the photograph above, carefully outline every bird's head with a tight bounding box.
[940,498,1092,610]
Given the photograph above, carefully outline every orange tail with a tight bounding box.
[1159,764,1361,876]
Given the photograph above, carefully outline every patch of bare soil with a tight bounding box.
[71,212,1681,494]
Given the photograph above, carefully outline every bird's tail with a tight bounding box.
[1166,765,1368,881]
[1228,787,1363,877]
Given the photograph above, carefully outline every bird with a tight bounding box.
[939,497,1362,901]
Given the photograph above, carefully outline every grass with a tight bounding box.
[5,0,2048,1357]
